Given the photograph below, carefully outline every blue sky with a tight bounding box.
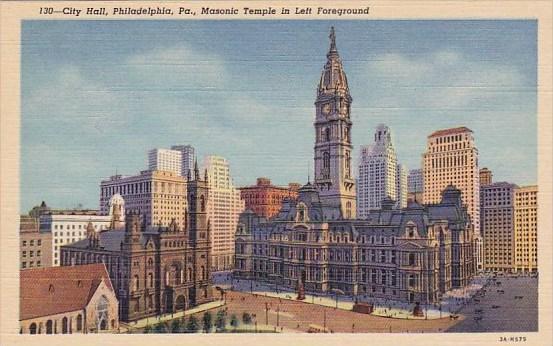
[21,20,537,212]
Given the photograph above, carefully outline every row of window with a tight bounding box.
[21,240,41,247]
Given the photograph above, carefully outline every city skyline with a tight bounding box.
[21,20,537,212]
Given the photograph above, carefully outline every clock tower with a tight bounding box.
[314,27,356,219]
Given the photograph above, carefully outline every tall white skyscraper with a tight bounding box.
[202,155,245,271]
[396,163,408,208]
[148,148,182,176]
[357,124,404,218]
[171,145,196,179]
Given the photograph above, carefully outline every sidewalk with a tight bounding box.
[120,300,225,332]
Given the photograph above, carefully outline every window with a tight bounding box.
[37,240,41,246]
[22,241,27,247]
[30,240,34,246]
[29,323,37,334]
[76,314,83,331]
[22,251,26,258]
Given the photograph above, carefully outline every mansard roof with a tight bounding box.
[271,182,342,223]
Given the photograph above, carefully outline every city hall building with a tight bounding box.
[234,28,477,304]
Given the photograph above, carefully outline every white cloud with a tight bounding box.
[364,49,527,110]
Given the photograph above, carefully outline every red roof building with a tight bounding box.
[20,263,119,334]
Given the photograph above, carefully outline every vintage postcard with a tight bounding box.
[1,1,552,346]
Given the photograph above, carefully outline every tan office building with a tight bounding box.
[514,185,538,273]
[479,167,493,186]
[99,170,188,230]
[422,127,481,270]
[20,215,52,269]
[203,156,245,272]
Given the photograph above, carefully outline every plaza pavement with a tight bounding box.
[446,275,538,332]
[213,272,492,320]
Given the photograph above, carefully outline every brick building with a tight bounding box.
[239,178,300,219]
[20,215,52,269]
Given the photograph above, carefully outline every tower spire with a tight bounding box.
[194,159,199,180]
[329,26,337,54]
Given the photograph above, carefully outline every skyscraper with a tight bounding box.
[148,148,182,176]
[396,163,408,209]
[514,185,538,273]
[171,145,196,179]
[479,167,493,186]
[99,170,188,230]
[422,126,481,270]
[407,168,424,203]
[480,182,517,273]
[357,125,402,218]
[313,27,356,219]
[202,156,245,271]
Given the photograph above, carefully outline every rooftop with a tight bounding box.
[20,263,113,320]
[428,126,472,138]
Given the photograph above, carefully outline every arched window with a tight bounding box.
[345,152,351,178]
[322,152,330,179]
[29,323,37,334]
[133,275,139,291]
[148,273,153,288]
[325,127,330,142]
[62,317,68,334]
[76,314,82,331]
[46,320,53,334]
[201,266,206,280]
[97,295,109,330]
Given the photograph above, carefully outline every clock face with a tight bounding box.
[322,103,331,115]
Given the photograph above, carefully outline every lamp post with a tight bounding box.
[265,302,269,325]
[276,305,280,327]
[323,309,326,331]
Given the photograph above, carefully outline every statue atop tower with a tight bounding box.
[313,27,356,219]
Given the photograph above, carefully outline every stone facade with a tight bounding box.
[234,185,477,304]
[239,178,300,219]
[61,171,213,322]
[234,28,476,304]
[313,27,356,219]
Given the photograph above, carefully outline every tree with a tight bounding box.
[202,312,213,333]
[143,325,152,334]
[154,322,167,333]
[185,316,199,333]
[242,312,252,324]
[230,314,239,330]
[215,310,226,332]
[171,319,182,333]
